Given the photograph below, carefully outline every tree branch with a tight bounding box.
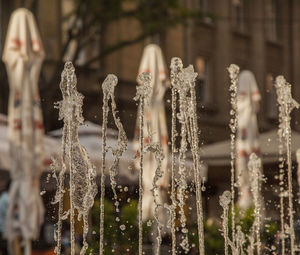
[83,31,155,67]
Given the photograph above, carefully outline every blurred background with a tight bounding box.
[2,0,299,139]
[0,0,299,254]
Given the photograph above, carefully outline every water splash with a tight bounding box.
[220,192,247,255]
[147,142,164,255]
[227,64,240,247]
[176,64,190,254]
[170,58,205,255]
[296,149,300,203]
[47,59,300,255]
[276,77,287,255]
[99,74,128,255]
[186,65,205,255]
[235,225,246,254]
[51,156,65,255]
[104,75,128,208]
[275,75,299,255]
[169,57,183,255]
[139,103,165,255]
[246,232,255,255]
[53,62,97,255]
[99,76,110,255]
[248,153,264,255]
[181,64,205,254]
[134,72,152,255]
[220,190,231,255]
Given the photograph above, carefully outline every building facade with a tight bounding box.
[1,0,300,145]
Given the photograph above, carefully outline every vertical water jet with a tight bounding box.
[220,190,231,255]
[227,64,240,247]
[169,57,183,255]
[181,65,205,255]
[147,142,164,255]
[248,153,263,255]
[134,72,152,255]
[170,58,205,254]
[275,75,299,255]
[53,62,97,255]
[99,74,127,255]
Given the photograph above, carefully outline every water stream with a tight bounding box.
[50,61,300,255]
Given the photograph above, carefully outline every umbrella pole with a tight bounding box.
[10,237,22,255]
[24,239,31,255]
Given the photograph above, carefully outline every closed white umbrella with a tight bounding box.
[2,8,45,254]
[133,44,170,222]
[0,113,60,172]
[236,70,261,209]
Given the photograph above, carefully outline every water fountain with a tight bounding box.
[218,68,300,255]
[99,74,128,255]
[134,72,152,255]
[52,62,97,255]
[275,76,299,255]
[136,72,166,255]
[220,190,231,255]
[51,59,300,255]
[170,59,205,255]
[248,152,264,255]
[227,64,240,247]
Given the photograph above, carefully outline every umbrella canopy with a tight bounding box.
[49,121,204,183]
[200,129,300,165]
[133,44,170,221]
[235,70,261,208]
[2,8,45,242]
[49,121,138,184]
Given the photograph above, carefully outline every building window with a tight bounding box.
[195,56,210,103]
[266,73,277,120]
[232,0,246,32]
[266,0,279,41]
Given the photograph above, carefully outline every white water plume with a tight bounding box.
[53,62,97,255]
[275,75,299,255]
[99,74,128,255]
[297,149,300,203]
[220,190,231,255]
[147,142,164,255]
[169,57,182,255]
[134,72,152,255]
[227,64,240,247]
[47,58,300,255]
[176,63,190,254]
[170,57,205,255]
[248,153,264,255]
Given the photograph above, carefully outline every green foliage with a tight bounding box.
[225,205,279,253]
[88,200,278,255]
[227,205,255,237]
[88,198,151,255]
[204,220,224,255]
[261,221,278,244]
